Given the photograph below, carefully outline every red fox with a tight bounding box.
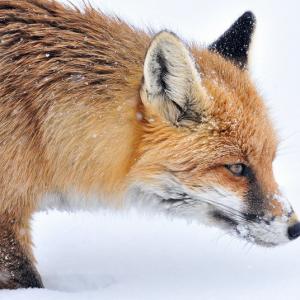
[0,0,298,289]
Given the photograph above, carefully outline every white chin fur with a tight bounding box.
[234,218,290,247]
[126,177,291,247]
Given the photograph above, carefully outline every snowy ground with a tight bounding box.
[2,0,300,299]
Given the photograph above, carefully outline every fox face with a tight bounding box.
[128,12,299,246]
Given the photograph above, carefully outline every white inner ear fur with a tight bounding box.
[141,31,207,124]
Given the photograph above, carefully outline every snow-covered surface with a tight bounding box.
[4,210,300,300]
[2,0,300,299]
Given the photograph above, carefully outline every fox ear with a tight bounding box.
[141,31,205,125]
[209,11,256,69]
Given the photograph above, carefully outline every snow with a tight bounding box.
[2,0,300,299]
[3,210,300,300]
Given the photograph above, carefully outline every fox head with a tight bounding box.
[127,12,300,247]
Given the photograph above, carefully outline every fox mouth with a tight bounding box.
[211,210,282,247]
[163,194,287,247]
[212,211,238,227]
[162,193,282,247]
[212,210,263,226]
[129,182,292,247]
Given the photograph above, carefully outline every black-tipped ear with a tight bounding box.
[209,11,256,69]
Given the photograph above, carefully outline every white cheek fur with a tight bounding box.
[124,178,245,226]
[126,176,291,246]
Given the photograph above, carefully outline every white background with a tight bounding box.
[2,0,300,299]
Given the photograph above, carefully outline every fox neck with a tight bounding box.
[43,94,143,201]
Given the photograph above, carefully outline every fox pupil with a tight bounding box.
[225,164,246,176]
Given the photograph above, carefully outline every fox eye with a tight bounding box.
[225,163,246,176]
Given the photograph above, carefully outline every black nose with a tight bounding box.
[288,222,300,240]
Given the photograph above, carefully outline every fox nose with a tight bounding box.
[288,222,300,240]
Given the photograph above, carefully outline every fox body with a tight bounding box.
[0,0,298,289]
